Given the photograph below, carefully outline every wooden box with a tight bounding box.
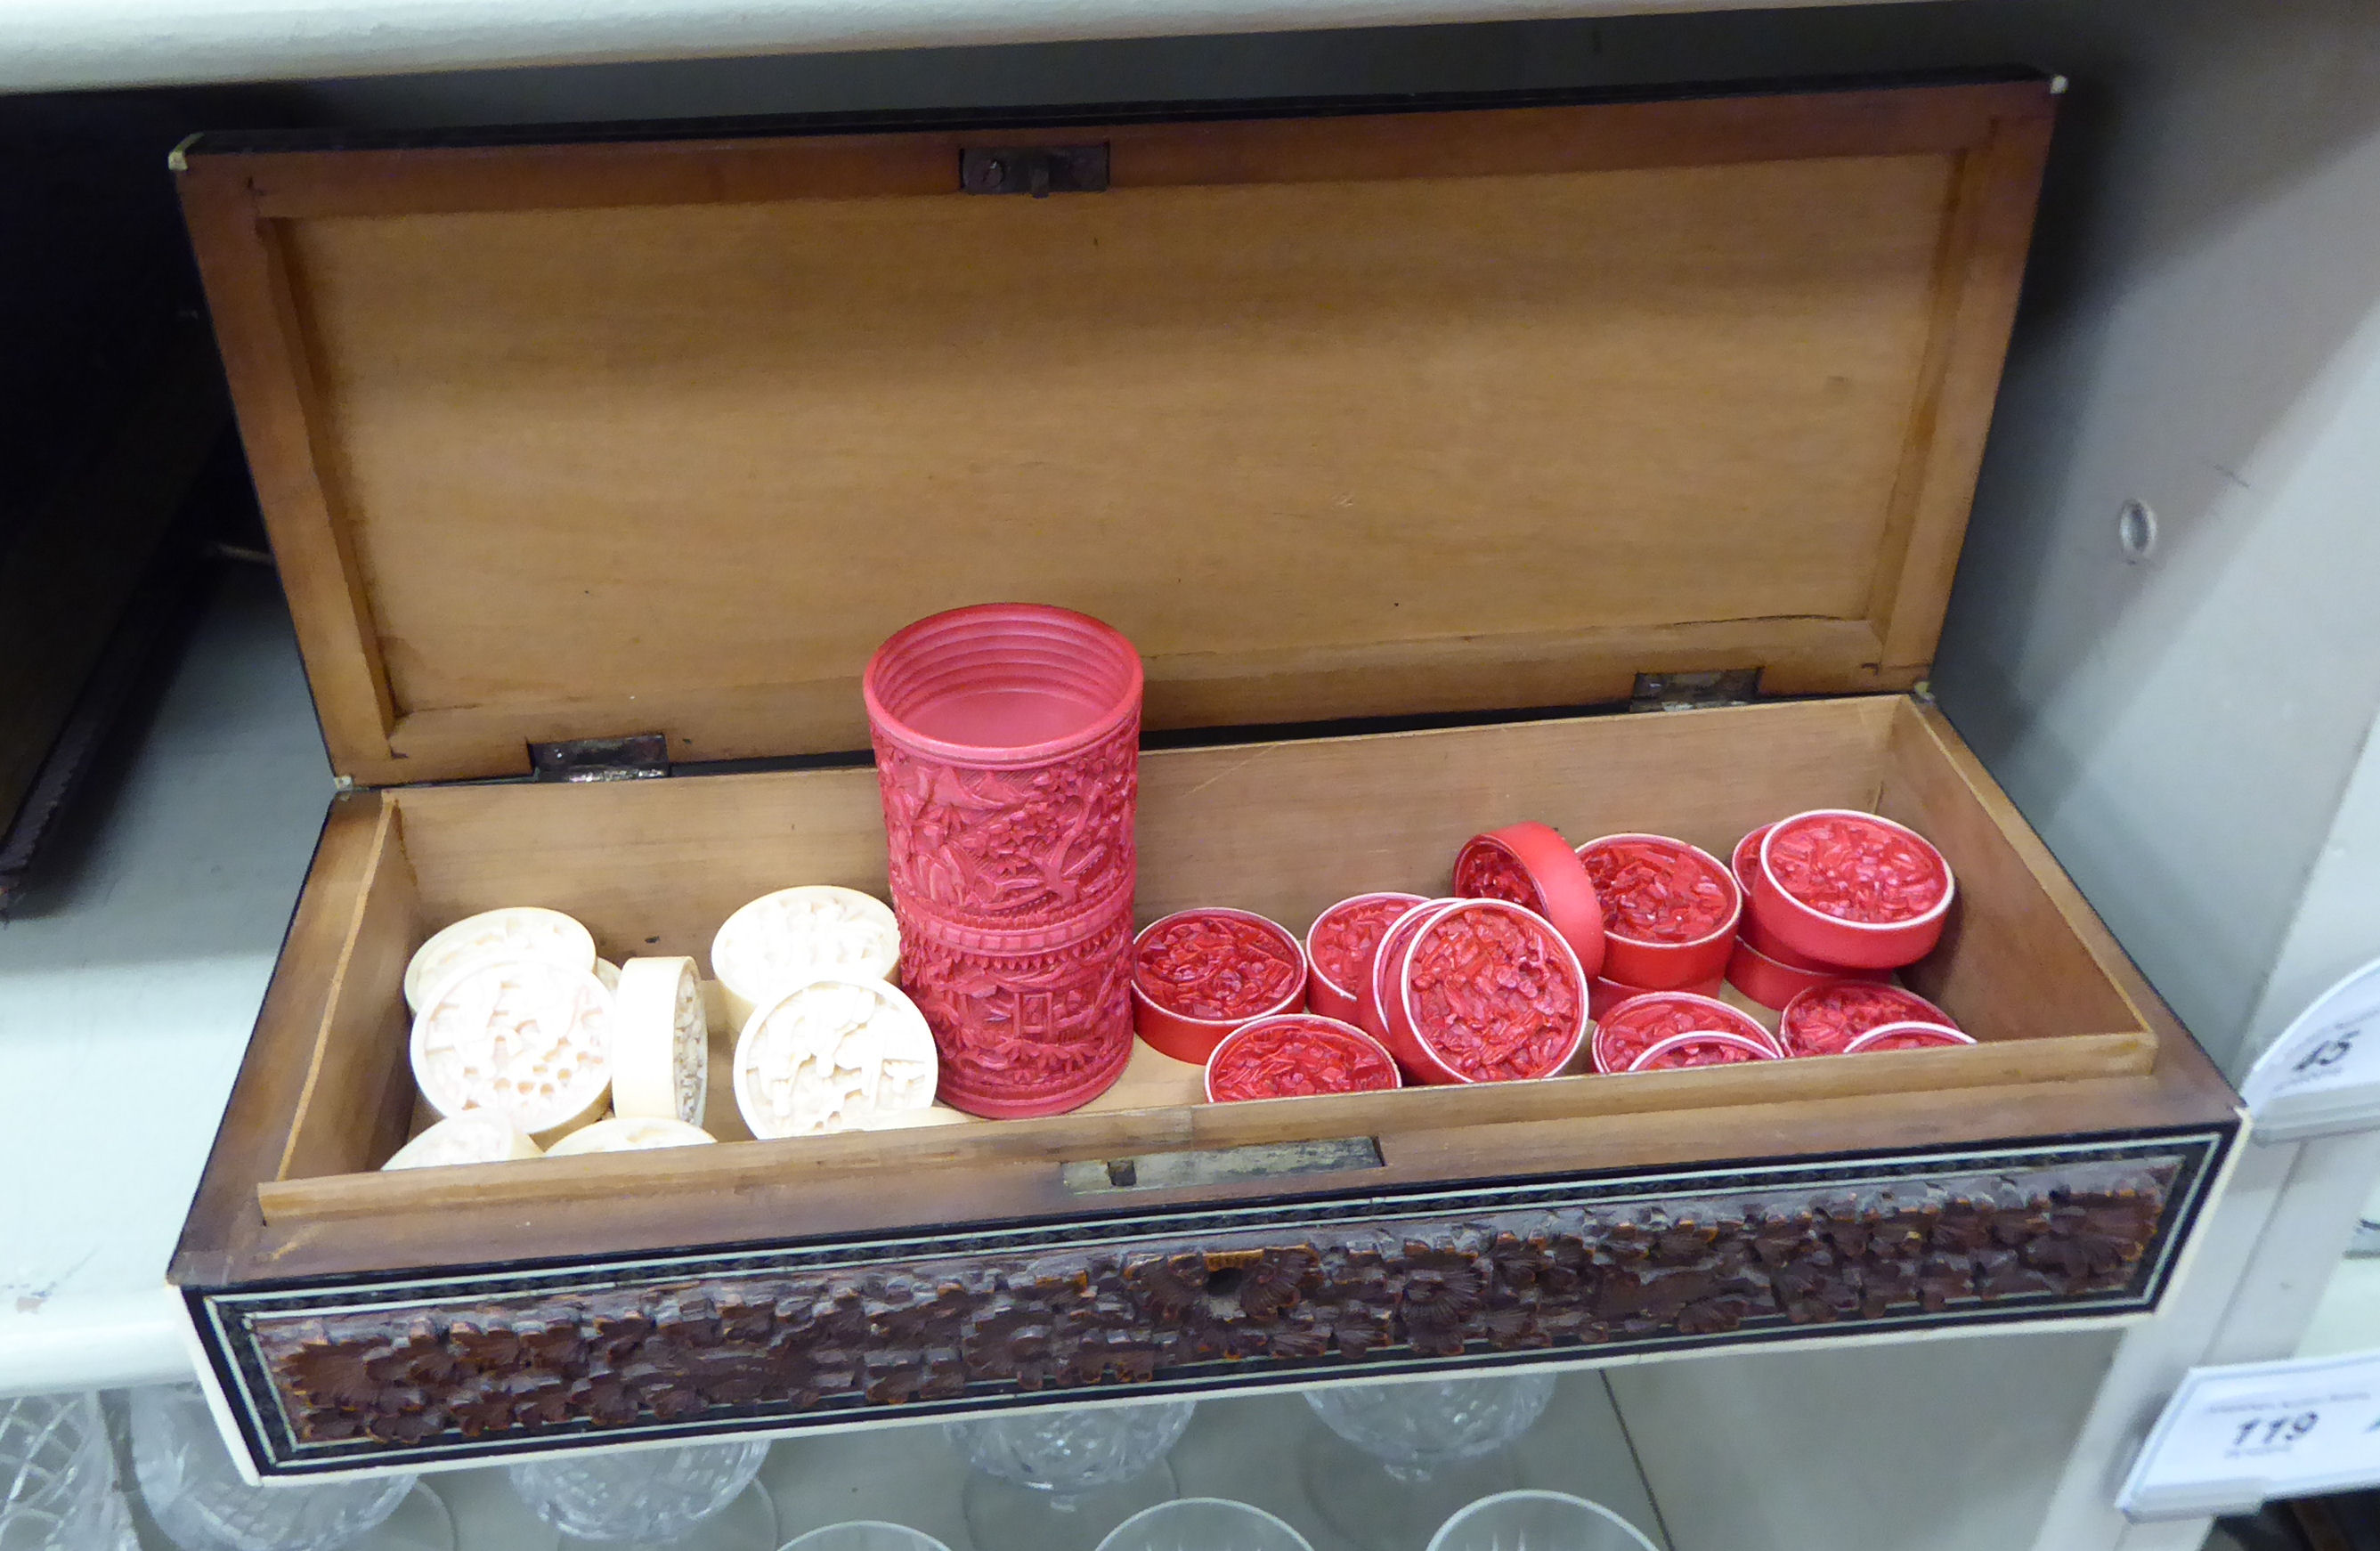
[170,73,2240,1478]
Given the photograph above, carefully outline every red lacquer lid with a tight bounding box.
[1204,1014,1402,1101]
[1737,826,1845,968]
[1304,892,1428,1024]
[1451,823,1608,979]
[1394,899,1588,1084]
[1363,897,1461,1045]
[1753,809,1955,970]
[1627,1029,1780,1072]
[1778,981,1959,1058]
[862,602,1143,767]
[1575,833,1741,989]
[1724,937,1886,1012]
[1590,990,1778,1075]
[1738,905,1836,970]
[1844,1020,1978,1054]
[1588,971,1723,1023]
[1132,907,1308,1064]
[866,602,1142,943]
[1729,824,1773,897]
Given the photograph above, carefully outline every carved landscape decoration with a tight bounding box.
[210,1143,2217,1470]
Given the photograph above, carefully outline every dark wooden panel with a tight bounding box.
[198,1131,2226,1476]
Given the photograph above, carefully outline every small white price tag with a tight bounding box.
[2238,957,2380,1142]
[2120,1352,2380,1521]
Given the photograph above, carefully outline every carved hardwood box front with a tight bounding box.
[202,1136,2222,1474]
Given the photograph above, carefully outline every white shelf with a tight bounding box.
[2296,1255,2380,1363]
[0,0,1933,93]
[0,568,333,1397]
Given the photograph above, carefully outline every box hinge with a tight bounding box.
[960,144,1109,197]
[1629,668,1762,713]
[529,733,670,783]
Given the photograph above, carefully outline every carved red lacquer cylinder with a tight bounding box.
[865,605,1144,1117]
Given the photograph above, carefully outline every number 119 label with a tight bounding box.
[2121,1354,2380,1520]
[2230,1412,2319,1452]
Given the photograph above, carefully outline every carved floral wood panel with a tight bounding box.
[204,1140,2220,1474]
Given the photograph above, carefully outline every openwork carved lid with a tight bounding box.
[176,75,2053,786]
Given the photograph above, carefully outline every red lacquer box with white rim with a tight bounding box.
[167,73,2238,1481]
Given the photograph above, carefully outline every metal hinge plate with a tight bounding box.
[960,144,1109,197]
[1629,668,1762,713]
[529,733,670,783]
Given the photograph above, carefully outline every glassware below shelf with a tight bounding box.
[1094,1496,1318,1551]
[1425,1489,1661,1551]
[946,1398,1198,1551]
[506,1438,773,1549]
[0,1392,135,1551]
[1300,1374,1558,1551]
[128,1386,425,1551]
[778,1523,954,1551]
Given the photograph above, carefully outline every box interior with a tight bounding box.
[168,77,2239,1294]
[255,695,2159,1228]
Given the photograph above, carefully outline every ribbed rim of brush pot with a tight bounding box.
[864,603,1143,767]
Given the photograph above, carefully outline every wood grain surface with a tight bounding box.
[210,697,2237,1276]
[176,81,2054,785]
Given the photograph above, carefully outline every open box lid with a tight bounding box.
[176,74,2054,789]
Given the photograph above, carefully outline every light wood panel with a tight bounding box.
[1881,699,2157,1046]
[1872,110,2057,669]
[387,696,1901,961]
[256,1033,2152,1226]
[176,81,2055,785]
[177,163,397,776]
[274,803,422,1182]
[246,697,2196,1251]
[232,82,2038,220]
[237,1066,2222,1285]
[171,795,378,1286]
[370,616,1904,785]
[293,157,1944,745]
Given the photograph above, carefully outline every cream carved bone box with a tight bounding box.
[170,72,2241,1478]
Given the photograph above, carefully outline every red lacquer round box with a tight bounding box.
[1451,823,1607,979]
[1846,1021,1978,1054]
[1752,809,1955,970]
[1361,898,1460,1044]
[1576,833,1741,989]
[1729,824,1773,897]
[1778,981,1960,1058]
[1628,1029,1780,1072]
[865,604,1142,932]
[1204,1014,1402,1102]
[1724,938,1885,1012]
[1591,991,1779,1075]
[1588,971,1722,1023]
[1132,907,1309,1064]
[897,900,1138,1117]
[1732,825,1842,969]
[865,603,1145,1117]
[1304,892,1427,1025]
[1390,899,1588,1085]
[1738,906,1836,969]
